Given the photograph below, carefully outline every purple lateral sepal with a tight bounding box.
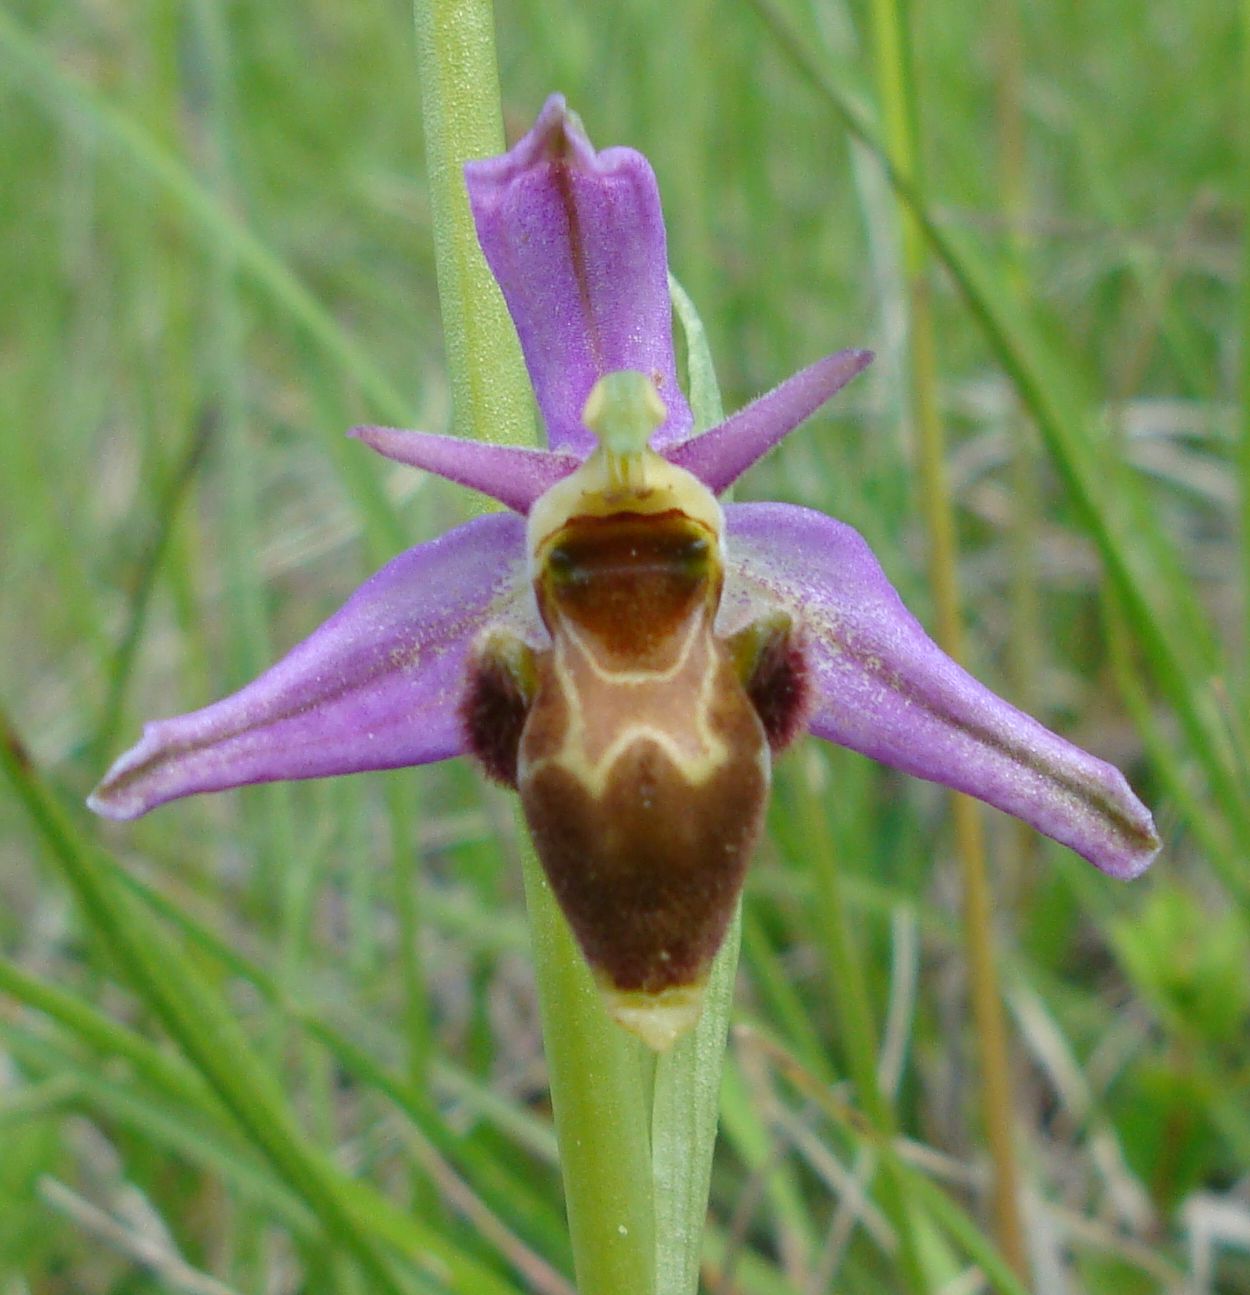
[665,350,874,493]
[351,425,578,514]
[89,514,532,820]
[465,94,691,456]
[724,503,1161,878]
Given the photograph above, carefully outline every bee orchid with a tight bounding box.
[90,96,1159,1049]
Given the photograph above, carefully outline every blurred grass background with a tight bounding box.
[1,0,1246,1291]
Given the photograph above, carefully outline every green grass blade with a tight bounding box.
[1242,0,1250,680]
[0,714,518,1295]
[2,1024,314,1235]
[747,0,1250,852]
[91,411,214,761]
[0,9,413,431]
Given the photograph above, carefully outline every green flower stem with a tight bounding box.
[867,0,1029,1278]
[411,0,533,451]
[410,6,659,1292]
[520,851,658,1295]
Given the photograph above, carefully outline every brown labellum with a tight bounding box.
[462,498,813,1048]
[516,511,769,1047]
[460,373,810,1048]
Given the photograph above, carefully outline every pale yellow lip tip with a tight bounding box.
[603,982,707,1052]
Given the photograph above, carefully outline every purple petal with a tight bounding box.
[665,350,873,494]
[350,426,579,514]
[724,504,1161,878]
[89,514,535,820]
[465,95,690,455]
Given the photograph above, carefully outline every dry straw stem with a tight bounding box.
[866,0,1028,1276]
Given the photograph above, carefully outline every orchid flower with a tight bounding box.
[90,96,1159,1050]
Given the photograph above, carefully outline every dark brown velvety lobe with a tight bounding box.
[460,643,531,787]
[746,627,811,751]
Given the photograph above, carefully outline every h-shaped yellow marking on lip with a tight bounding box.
[524,609,732,801]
